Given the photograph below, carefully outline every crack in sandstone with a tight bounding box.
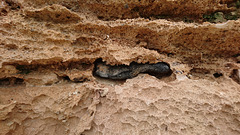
[0,58,174,87]
[93,59,172,80]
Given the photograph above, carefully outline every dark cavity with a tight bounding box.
[93,59,172,80]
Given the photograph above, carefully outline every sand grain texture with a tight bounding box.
[0,0,240,134]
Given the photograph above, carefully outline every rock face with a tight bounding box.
[0,0,240,135]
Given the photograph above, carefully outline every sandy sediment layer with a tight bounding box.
[0,0,240,134]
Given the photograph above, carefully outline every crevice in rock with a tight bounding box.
[89,1,239,23]
[1,59,93,86]
[93,58,172,80]
[230,69,240,84]
[0,77,25,87]
[5,0,21,10]
[56,74,89,84]
[213,72,223,78]
[188,68,212,79]
[203,11,240,23]
[7,60,92,74]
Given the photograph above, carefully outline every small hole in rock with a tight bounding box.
[213,73,223,78]
[55,14,60,18]
[62,76,71,81]
[232,53,240,57]
[2,9,8,15]
[167,53,174,57]
[165,126,168,131]
[16,65,31,74]
[5,44,18,50]
[73,77,87,83]
[0,77,25,86]
[90,111,94,116]
[97,16,104,20]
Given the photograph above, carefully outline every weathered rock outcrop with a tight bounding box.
[1,0,240,134]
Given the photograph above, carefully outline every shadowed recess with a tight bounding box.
[93,59,172,80]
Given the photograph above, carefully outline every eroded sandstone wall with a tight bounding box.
[0,0,240,134]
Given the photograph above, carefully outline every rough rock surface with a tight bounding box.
[0,0,240,134]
